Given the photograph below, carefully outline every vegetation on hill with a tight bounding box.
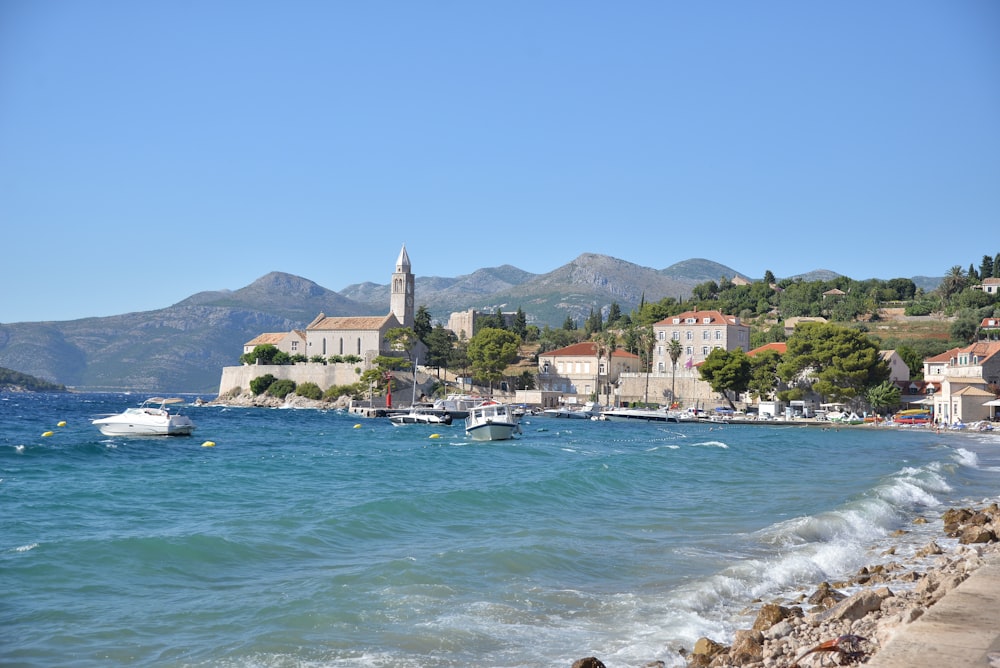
[0,367,68,392]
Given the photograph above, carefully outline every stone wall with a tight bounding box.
[217,362,365,397]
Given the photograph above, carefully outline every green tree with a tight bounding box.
[607,302,622,327]
[562,315,577,331]
[698,348,751,410]
[667,338,683,405]
[467,328,521,392]
[979,256,995,283]
[413,305,432,341]
[938,265,969,301]
[449,336,470,385]
[596,330,618,407]
[866,380,901,419]
[747,348,783,400]
[777,322,889,403]
[512,307,528,340]
[637,325,656,405]
[424,324,458,377]
[385,327,419,360]
[241,344,290,365]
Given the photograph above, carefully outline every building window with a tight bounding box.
[686,331,693,340]
[672,331,679,340]
[686,346,692,355]
[658,331,665,341]
[715,330,722,340]
[702,346,708,355]
[702,331,710,340]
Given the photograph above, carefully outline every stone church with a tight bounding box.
[242,244,418,366]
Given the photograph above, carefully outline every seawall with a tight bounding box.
[217,362,365,397]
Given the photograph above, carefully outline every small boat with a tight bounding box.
[464,400,521,441]
[601,406,690,423]
[388,358,453,426]
[540,401,602,419]
[92,397,196,436]
[389,408,453,426]
[431,393,482,419]
[893,409,932,424]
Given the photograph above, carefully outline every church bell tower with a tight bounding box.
[390,244,414,328]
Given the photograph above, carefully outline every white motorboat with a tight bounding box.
[464,400,521,441]
[540,401,602,419]
[601,406,694,423]
[389,408,453,426]
[92,397,197,436]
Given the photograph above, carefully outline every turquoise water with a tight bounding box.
[3,392,999,667]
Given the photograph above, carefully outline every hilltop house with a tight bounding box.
[536,342,640,407]
[921,341,1000,423]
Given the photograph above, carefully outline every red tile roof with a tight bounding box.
[543,342,639,359]
[654,310,741,326]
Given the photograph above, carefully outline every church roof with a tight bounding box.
[396,244,411,271]
[307,314,399,331]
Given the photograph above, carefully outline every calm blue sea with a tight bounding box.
[3,392,999,668]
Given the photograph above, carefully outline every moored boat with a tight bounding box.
[92,397,196,436]
[601,406,690,423]
[540,401,602,419]
[389,408,453,426]
[464,400,521,441]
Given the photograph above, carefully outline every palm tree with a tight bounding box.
[593,334,608,404]
[637,326,655,406]
[601,330,619,407]
[668,338,683,406]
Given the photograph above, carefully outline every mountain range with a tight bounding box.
[0,255,940,393]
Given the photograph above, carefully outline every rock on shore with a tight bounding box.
[572,503,1000,668]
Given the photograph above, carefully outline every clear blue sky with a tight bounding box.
[2,2,998,323]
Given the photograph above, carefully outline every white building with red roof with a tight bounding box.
[652,309,750,373]
[537,341,640,406]
[922,341,1000,423]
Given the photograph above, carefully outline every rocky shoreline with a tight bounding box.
[573,503,1000,668]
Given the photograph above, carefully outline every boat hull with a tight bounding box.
[93,419,195,436]
[463,401,521,441]
[602,409,682,423]
[91,398,196,437]
[465,422,519,441]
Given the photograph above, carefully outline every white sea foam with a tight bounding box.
[691,440,728,449]
[14,543,38,552]
[951,447,980,468]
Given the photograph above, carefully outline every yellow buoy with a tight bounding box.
[57,421,67,427]
[429,433,441,439]
[41,431,54,437]
[201,441,216,448]
[353,424,362,429]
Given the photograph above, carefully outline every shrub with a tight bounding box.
[267,379,297,399]
[323,383,365,401]
[296,382,323,400]
[250,374,276,395]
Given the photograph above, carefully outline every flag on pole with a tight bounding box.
[685,356,693,369]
